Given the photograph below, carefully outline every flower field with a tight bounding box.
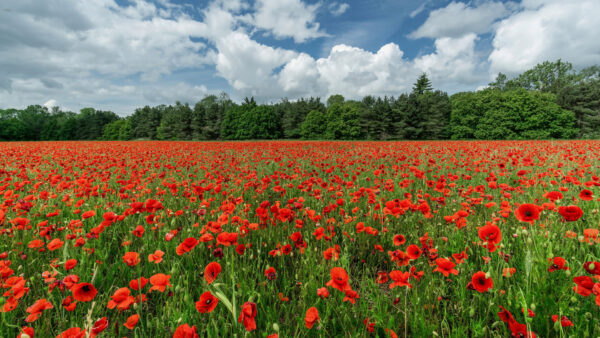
[1,140,600,337]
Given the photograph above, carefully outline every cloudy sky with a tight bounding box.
[1,0,599,115]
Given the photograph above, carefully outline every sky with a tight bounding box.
[1,0,599,115]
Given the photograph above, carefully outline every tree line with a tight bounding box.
[1,60,598,141]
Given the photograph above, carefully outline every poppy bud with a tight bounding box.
[468,307,475,317]
[553,319,561,331]
[526,238,532,245]
[0,297,5,305]
[272,323,279,332]
[589,263,596,271]
[565,269,571,276]
[530,303,536,311]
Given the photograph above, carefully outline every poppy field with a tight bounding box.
[2,140,600,338]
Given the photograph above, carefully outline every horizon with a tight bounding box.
[1,0,599,115]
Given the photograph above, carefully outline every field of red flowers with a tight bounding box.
[1,140,600,337]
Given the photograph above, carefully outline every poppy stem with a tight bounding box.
[404,287,408,337]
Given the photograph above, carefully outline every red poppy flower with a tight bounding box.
[71,282,97,302]
[122,252,140,267]
[25,298,53,323]
[148,250,164,264]
[124,314,139,330]
[47,238,64,251]
[552,315,573,327]
[317,287,329,299]
[389,270,412,289]
[62,296,77,311]
[406,244,422,260]
[452,250,468,264]
[579,189,593,201]
[91,317,108,338]
[544,191,563,202]
[64,259,77,271]
[149,273,172,293]
[204,262,221,284]
[558,205,583,222]
[129,277,149,291]
[195,291,219,313]
[18,327,35,338]
[433,258,458,277]
[305,307,319,329]
[515,203,540,223]
[478,223,501,252]
[343,290,359,304]
[573,276,595,297]
[548,257,569,273]
[107,287,135,310]
[393,234,406,246]
[388,250,411,266]
[238,301,257,332]
[326,267,351,292]
[132,225,145,237]
[584,262,600,275]
[375,271,389,284]
[57,327,86,338]
[264,267,277,281]
[176,237,198,255]
[469,271,492,293]
[497,305,513,323]
[173,324,199,338]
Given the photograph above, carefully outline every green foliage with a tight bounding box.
[450,89,577,139]
[301,110,327,139]
[413,73,433,95]
[221,101,281,140]
[325,102,362,140]
[102,118,132,140]
[278,97,325,139]
[326,94,345,107]
[157,103,193,140]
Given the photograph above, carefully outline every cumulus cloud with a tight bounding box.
[410,1,513,39]
[213,31,297,98]
[278,38,482,99]
[489,0,600,74]
[253,0,328,43]
[2,0,599,113]
[414,34,482,84]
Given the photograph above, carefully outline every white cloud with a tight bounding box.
[409,3,427,18]
[3,0,599,115]
[43,99,58,109]
[278,39,482,99]
[410,1,513,39]
[414,34,482,84]
[489,0,600,75]
[253,0,328,43]
[328,2,350,17]
[213,31,297,98]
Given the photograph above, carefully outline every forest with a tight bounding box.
[1,60,598,141]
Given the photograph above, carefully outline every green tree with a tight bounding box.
[326,94,345,107]
[413,73,433,95]
[449,89,577,140]
[325,101,362,139]
[301,110,327,139]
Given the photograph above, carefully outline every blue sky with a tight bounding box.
[0,0,598,115]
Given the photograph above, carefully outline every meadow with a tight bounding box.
[1,140,599,338]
